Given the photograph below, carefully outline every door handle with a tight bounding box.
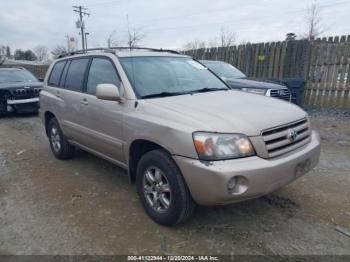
[55,91,61,97]
[80,98,88,106]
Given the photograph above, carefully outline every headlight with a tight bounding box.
[241,88,266,95]
[193,132,255,161]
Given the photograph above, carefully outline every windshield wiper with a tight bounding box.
[141,88,227,99]
[190,87,228,94]
[141,91,192,99]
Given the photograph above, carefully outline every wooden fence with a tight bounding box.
[305,36,350,108]
[183,35,350,108]
[1,37,349,108]
[0,63,49,79]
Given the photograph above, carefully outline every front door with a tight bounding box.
[78,57,125,163]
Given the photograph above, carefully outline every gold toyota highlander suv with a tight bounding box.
[40,47,321,226]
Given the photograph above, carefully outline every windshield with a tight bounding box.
[119,57,228,98]
[203,61,246,79]
[0,69,38,83]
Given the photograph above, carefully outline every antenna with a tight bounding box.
[126,14,131,49]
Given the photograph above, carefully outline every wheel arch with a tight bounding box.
[128,139,173,183]
[44,111,56,136]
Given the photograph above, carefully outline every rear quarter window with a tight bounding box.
[48,61,66,86]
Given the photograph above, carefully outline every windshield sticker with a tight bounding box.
[187,61,207,70]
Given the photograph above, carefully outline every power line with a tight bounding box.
[85,0,349,48]
[88,0,126,7]
[139,0,349,25]
[89,0,349,35]
[73,5,90,50]
[90,0,348,29]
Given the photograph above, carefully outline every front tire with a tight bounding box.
[0,95,7,117]
[48,118,75,159]
[136,149,196,226]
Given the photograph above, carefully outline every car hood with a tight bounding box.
[142,90,306,136]
[0,81,43,90]
[226,78,286,90]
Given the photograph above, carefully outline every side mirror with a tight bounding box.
[38,77,44,82]
[96,83,122,102]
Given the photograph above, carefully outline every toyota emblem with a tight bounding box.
[287,130,298,141]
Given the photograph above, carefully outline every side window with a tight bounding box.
[59,60,70,87]
[86,58,121,95]
[48,61,66,86]
[65,58,90,92]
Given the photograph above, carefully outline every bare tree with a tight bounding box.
[0,46,6,65]
[34,45,49,62]
[207,39,218,48]
[183,40,207,51]
[302,0,326,41]
[127,28,145,48]
[123,14,146,48]
[107,28,145,49]
[286,32,297,41]
[239,40,251,45]
[218,27,236,48]
[6,46,11,58]
[51,45,67,59]
[203,27,236,49]
[107,30,120,48]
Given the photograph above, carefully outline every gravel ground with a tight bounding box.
[0,111,349,255]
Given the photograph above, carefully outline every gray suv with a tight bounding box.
[40,48,321,225]
[200,60,291,101]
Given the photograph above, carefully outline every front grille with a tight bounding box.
[13,103,39,113]
[269,89,291,101]
[8,88,41,100]
[262,118,311,158]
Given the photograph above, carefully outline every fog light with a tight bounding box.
[227,176,249,195]
[228,177,237,191]
[7,105,14,112]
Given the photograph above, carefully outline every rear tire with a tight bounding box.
[136,149,196,226]
[48,118,75,159]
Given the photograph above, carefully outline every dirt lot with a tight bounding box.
[0,110,350,255]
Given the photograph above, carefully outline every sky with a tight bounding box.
[1,0,349,52]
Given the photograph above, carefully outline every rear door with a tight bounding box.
[58,57,91,143]
[78,56,125,163]
[44,60,67,123]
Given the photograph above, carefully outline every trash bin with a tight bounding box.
[282,78,306,107]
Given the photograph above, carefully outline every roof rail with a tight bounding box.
[110,46,181,54]
[57,48,115,58]
[57,47,181,59]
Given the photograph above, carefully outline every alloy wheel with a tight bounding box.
[142,166,171,213]
[50,126,61,152]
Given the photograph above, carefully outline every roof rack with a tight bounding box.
[110,46,181,54]
[57,47,181,59]
[57,48,115,58]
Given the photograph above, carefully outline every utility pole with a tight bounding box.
[73,5,90,51]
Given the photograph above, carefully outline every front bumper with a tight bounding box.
[7,97,39,105]
[7,98,39,113]
[174,131,321,205]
